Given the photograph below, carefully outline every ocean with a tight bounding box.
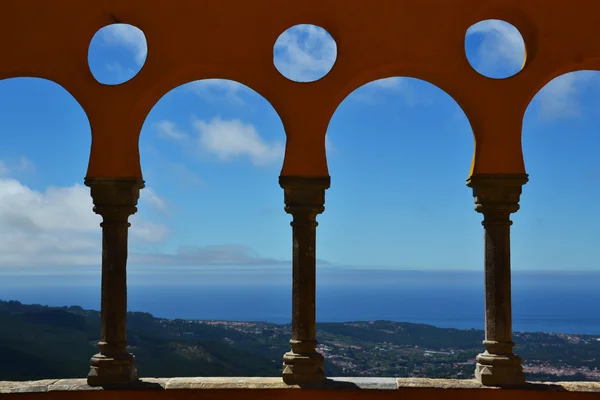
[0,268,598,335]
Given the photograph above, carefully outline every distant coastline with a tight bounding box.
[1,269,598,335]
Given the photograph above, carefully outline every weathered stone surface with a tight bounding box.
[546,381,600,392]
[280,176,330,384]
[85,178,144,386]
[326,378,398,390]
[466,174,528,387]
[1,377,600,394]
[0,379,58,394]
[166,377,294,390]
[48,379,102,392]
[397,378,488,390]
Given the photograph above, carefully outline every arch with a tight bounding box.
[327,75,476,179]
[0,77,92,174]
[318,77,484,376]
[131,77,292,323]
[0,76,97,270]
[130,64,283,136]
[0,75,90,125]
[526,67,600,113]
[514,69,600,338]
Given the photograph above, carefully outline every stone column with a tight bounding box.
[467,174,528,387]
[85,178,144,386]
[280,176,330,384]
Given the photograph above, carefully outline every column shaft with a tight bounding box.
[86,178,143,386]
[467,174,527,387]
[98,220,130,357]
[291,213,318,352]
[280,176,329,385]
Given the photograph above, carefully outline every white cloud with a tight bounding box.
[534,72,598,121]
[466,19,525,75]
[349,77,433,107]
[139,187,168,214]
[0,175,169,267]
[15,156,35,173]
[105,62,137,82]
[370,77,405,90]
[156,120,188,140]
[0,157,35,176]
[102,24,147,66]
[325,135,334,153]
[188,80,247,104]
[193,116,284,166]
[274,24,337,82]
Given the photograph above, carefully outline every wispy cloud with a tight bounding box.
[139,188,169,214]
[273,24,337,82]
[193,117,284,166]
[0,157,35,176]
[466,19,525,77]
[534,72,598,121]
[156,120,189,140]
[130,244,332,267]
[105,62,137,82]
[349,77,434,107]
[466,20,598,120]
[101,24,147,66]
[187,79,248,105]
[131,245,286,266]
[157,118,284,166]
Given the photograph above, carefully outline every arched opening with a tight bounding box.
[517,70,600,382]
[0,77,95,380]
[0,78,95,302]
[0,77,176,381]
[134,78,291,377]
[320,76,480,378]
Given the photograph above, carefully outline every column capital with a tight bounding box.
[85,178,145,220]
[279,176,330,217]
[466,174,528,217]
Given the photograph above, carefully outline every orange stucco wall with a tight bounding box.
[1,1,599,179]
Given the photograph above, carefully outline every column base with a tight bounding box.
[87,353,138,386]
[282,351,325,384]
[474,351,526,387]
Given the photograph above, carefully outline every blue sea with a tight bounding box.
[0,268,598,335]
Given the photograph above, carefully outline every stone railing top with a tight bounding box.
[1,377,600,394]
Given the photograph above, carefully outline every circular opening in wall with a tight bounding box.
[273,24,337,83]
[465,19,526,79]
[88,23,148,85]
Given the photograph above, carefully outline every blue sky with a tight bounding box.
[0,19,599,283]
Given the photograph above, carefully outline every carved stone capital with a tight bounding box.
[466,174,528,219]
[279,176,330,218]
[85,178,145,222]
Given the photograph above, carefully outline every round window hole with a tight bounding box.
[88,23,148,85]
[465,19,526,79]
[274,24,337,83]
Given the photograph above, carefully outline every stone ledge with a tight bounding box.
[0,377,599,394]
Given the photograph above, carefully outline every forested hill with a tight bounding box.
[0,300,598,382]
